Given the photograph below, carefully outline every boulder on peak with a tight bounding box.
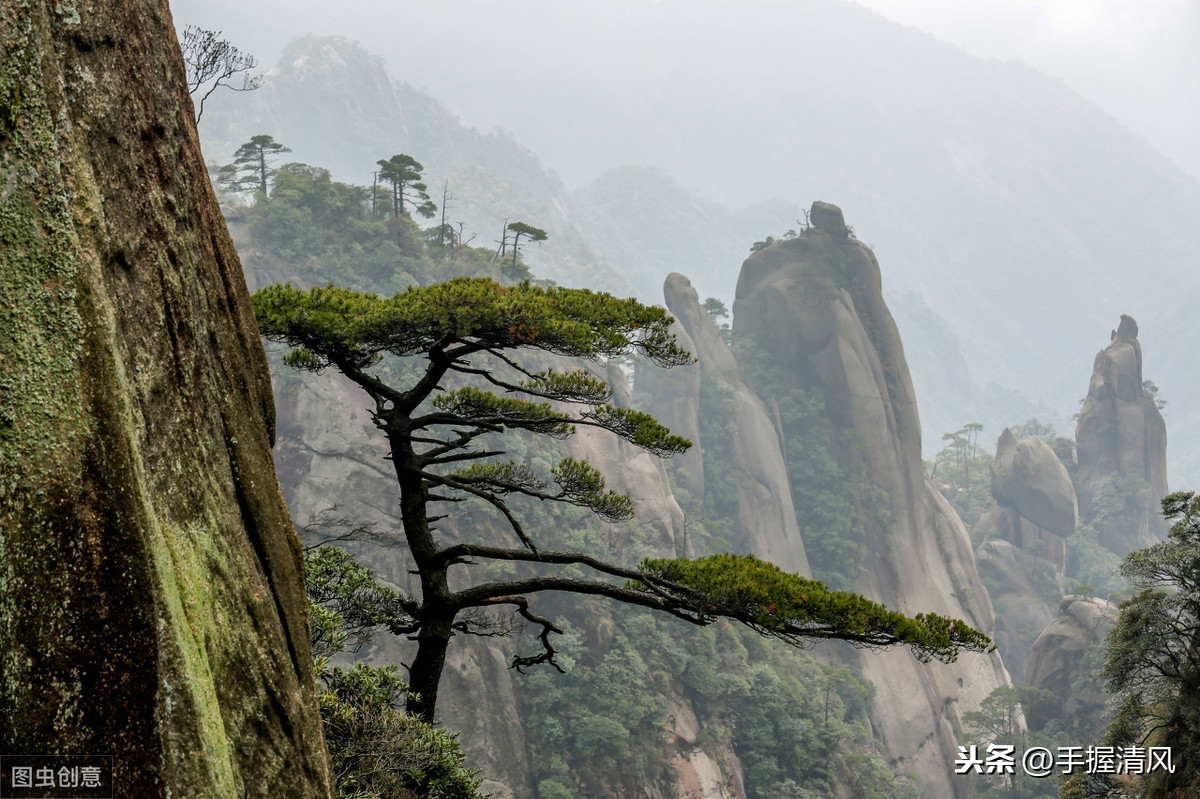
[810,200,848,236]
[991,428,1078,538]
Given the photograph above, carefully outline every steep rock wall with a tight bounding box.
[633,317,706,507]
[732,202,1009,798]
[637,272,810,576]
[1075,314,1168,554]
[0,2,329,795]
[973,539,1060,683]
[658,694,748,799]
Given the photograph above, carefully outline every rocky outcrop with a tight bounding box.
[1075,315,1168,554]
[991,430,1078,544]
[732,202,1009,798]
[1024,596,1116,738]
[659,695,747,799]
[973,430,1076,679]
[639,272,810,576]
[436,644,530,799]
[0,3,330,796]
[974,539,1061,682]
[634,317,706,506]
[573,365,686,558]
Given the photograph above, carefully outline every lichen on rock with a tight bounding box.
[0,2,331,795]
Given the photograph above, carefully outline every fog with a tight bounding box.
[174,0,1199,183]
[171,0,1200,481]
[858,0,1200,181]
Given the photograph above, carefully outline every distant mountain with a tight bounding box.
[569,166,800,302]
[358,0,1200,443]
[570,166,1050,450]
[198,18,1200,481]
[199,37,630,295]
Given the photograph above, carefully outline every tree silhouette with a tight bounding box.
[251,277,994,722]
[180,26,261,124]
[221,135,291,202]
[376,154,437,219]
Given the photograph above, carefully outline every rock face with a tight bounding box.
[633,316,706,506]
[974,540,1061,681]
[732,203,1009,798]
[575,364,686,558]
[638,272,810,576]
[973,429,1077,679]
[1024,596,1116,737]
[991,429,1078,544]
[1075,315,1168,554]
[0,3,330,797]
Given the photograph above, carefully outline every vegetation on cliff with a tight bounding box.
[732,341,871,590]
[1066,491,1200,798]
[252,276,994,723]
[230,150,996,796]
[3,10,330,796]
[306,545,485,798]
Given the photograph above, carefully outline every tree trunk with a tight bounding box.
[406,616,454,723]
[387,423,455,723]
[258,145,269,201]
[440,181,449,249]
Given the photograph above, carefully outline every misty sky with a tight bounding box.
[170,0,1200,480]
[854,0,1200,181]
[172,0,1199,183]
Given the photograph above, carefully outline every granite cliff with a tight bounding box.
[637,273,810,576]
[1024,596,1116,739]
[731,202,1010,797]
[0,2,329,796]
[1075,314,1169,554]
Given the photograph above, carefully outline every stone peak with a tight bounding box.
[1114,313,1138,343]
[810,201,847,236]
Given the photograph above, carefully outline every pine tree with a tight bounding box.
[252,277,994,722]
